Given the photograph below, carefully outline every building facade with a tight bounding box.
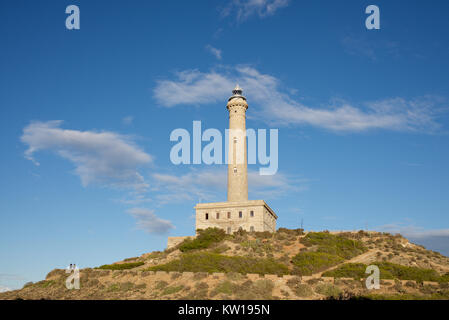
[195,200,277,233]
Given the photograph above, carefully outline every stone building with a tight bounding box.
[194,86,278,234]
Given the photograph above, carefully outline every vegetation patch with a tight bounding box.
[301,232,366,259]
[277,228,304,236]
[162,285,184,296]
[180,228,227,252]
[34,280,56,288]
[291,232,367,275]
[323,262,443,282]
[315,283,342,299]
[286,277,313,298]
[97,261,144,270]
[291,252,344,275]
[211,280,236,296]
[147,252,289,275]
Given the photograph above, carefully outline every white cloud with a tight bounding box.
[341,35,401,61]
[153,66,445,133]
[205,45,222,60]
[151,167,303,204]
[222,0,290,21]
[154,69,233,107]
[127,208,174,234]
[378,223,449,256]
[21,121,152,192]
[122,116,134,125]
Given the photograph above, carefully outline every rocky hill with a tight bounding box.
[1,228,449,300]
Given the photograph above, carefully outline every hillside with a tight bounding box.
[1,228,449,300]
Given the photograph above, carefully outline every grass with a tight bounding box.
[162,285,184,296]
[286,278,313,298]
[34,280,56,288]
[97,261,144,270]
[179,228,227,252]
[322,262,444,282]
[291,251,344,275]
[315,283,342,299]
[301,232,367,259]
[211,280,235,296]
[291,232,367,275]
[147,252,289,275]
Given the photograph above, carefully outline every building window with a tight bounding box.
[227,227,231,234]
[250,210,254,217]
[227,212,231,219]
[239,211,242,218]
[233,167,237,173]
[205,213,208,220]
[250,226,254,232]
[216,212,219,219]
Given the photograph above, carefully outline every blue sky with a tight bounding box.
[1,0,449,290]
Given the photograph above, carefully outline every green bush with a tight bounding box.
[147,252,289,275]
[252,279,275,299]
[211,280,236,296]
[97,261,144,270]
[162,285,184,295]
[301,232,366,259]
[323,262,442,282]
[286,278,313,298]
[277,228,304,236]
[441,272,449,282]
[322,263,377,279]
[315,283,342,299]
[291,252,344,275]
[291,232,367,275]
[253,231,273,239]
[180,228,227,252]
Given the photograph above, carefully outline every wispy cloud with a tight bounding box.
[205,45,222,60]
[341,35,401,61]
[126,208,174,234]
[379,223,449,238]
[151,167,304,204]
[122,116,134,125]
[222,0,290,22]
[21,121,152,192]
[378,223,449,256]
[154,66,446,133]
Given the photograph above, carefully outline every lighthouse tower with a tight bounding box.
[227,85,248,202]
[190,86,278,237]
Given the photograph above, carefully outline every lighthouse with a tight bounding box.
[227,84,248,202]
[192,86,278,235]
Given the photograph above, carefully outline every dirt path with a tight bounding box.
[312,249,380,278]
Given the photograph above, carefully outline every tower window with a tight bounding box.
[227,227,231,234]
[227,212,231,219]
[239,211,242,218]
[250,210,254,217]
[205,213,209,220]
[216,212,220,219]
[233,167,237,173]
[250,226,255,232]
